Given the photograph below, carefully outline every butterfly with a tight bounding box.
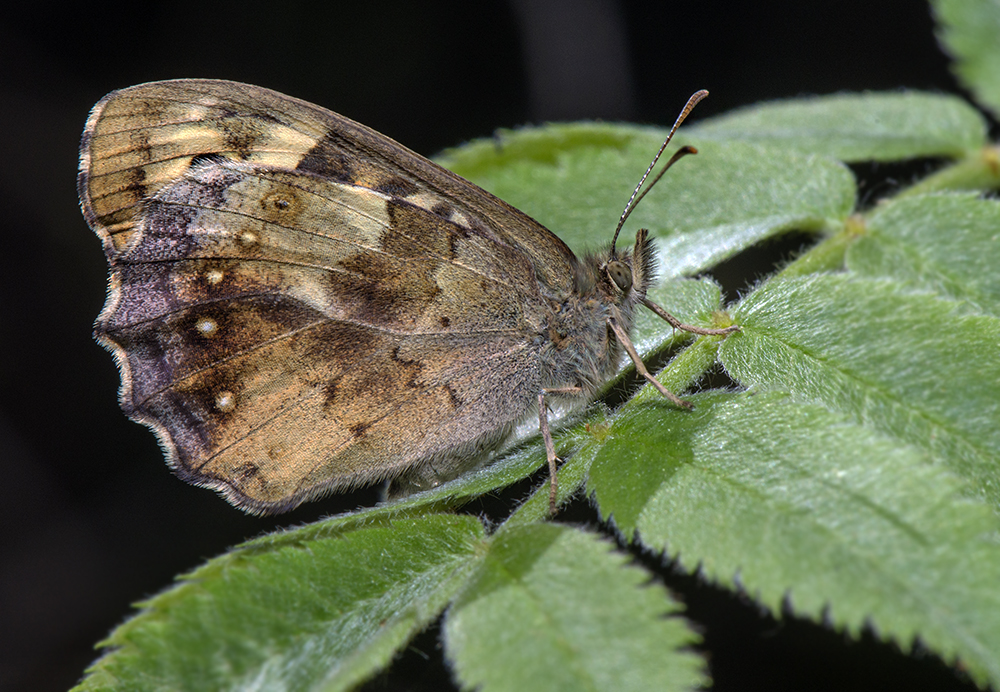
[78,79,736,514]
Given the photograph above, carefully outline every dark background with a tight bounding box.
[1,1,990,690]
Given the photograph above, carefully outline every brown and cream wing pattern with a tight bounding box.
[78,80,557,512]
[79,78,579,292]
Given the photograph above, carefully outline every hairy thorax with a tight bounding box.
[536,293,626,398]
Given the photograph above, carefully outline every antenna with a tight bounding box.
[610,89,708,256]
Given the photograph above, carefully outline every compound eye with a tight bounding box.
[607,261,633,292]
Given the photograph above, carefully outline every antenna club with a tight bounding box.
[609,91,709,255]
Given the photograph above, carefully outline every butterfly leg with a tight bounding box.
[607,315,692,409]
[538,387,582,515]
[641,297,741,336]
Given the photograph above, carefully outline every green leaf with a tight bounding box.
[438,124,855,276]
[933,0,1000,118]
[73,515,485,692]
[720,274,1000,508]
[588,390,1000,687]
[848,192,1000,317]
[444,523,705,692]
[689,91,988,161]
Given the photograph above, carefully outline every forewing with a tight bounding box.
[79,78,578,292]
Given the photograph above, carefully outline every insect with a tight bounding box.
[78,80,737,515]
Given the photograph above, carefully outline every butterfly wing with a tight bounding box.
[79,78,578,291]
[78,80,566,512]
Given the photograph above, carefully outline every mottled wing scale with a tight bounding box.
[79,80,566,512]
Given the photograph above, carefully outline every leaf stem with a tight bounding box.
[778,214,866,278]
[897,145,1000,198]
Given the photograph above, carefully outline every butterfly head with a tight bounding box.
[585,227,656,310]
